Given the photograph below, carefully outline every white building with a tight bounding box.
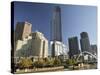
[31,31,48,58]
[14,35,32,63]
[50,41,67,57]
[15,35,32,57]
[15,31,48,63]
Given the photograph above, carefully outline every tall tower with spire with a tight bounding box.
[51,6,63,57]
[51,6,62,42]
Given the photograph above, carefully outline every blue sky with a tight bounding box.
[13,2,97,50]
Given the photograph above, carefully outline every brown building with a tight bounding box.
[15,21,32,41]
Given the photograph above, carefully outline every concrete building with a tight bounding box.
[15,21,32,41]
[15,31,48,62]
[31,31,48,58]
[15,35,32,57]
[12,21,32,67]
[80,32,91,52]
[91,44,97,55]
[14,21,48,63]
[68,37,80,58]
[51,41,67,57]
[51,6,62,42]
[14,35,32,63]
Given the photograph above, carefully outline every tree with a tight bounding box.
[44,58,54,67]
[53,57,61,66]
[19,58,33,69]
[66,59,77,66]
[66,59,77,69]
[34,59,45,68]
[66,59,72,66]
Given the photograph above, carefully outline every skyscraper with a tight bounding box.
[15,21,32,41]
[91,45,97,55]
[80,32,91,52]
[68,37,80,58]
[51,6,62,41]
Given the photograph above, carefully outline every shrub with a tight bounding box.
[53,57,61,66]
[18,58,33,69]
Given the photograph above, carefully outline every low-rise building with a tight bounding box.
[14,31,48,63]
[51,41,67,57]
[31,31,48,58]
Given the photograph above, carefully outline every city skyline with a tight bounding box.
[11,2,97,73]
[13,2,97,50]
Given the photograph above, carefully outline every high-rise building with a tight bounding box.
[80,32,91,52]
[51,6,62,41]
[91,45,97,55]
[15,21,32,41]
[68,37,80,58]
[31,31,48,58]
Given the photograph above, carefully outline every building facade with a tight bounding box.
[15,21,32,41]
[68,36,80,58]
[14,35,32,63]
[51,6,62,42]
[14,21,48,62]
[14,21,32,63]
[80,32,91,52]
[91,44,97,55]
[15,31,48,63]
[31,31,48,58]
[51,41,67,57]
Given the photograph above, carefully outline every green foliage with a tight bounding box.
[17,57,62,68]
[66,59,77,66]
[53,57,61,66]
[19,58,33,68]
[33,57,62,67]
[44,58,52,66]
[34,59,45,68]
